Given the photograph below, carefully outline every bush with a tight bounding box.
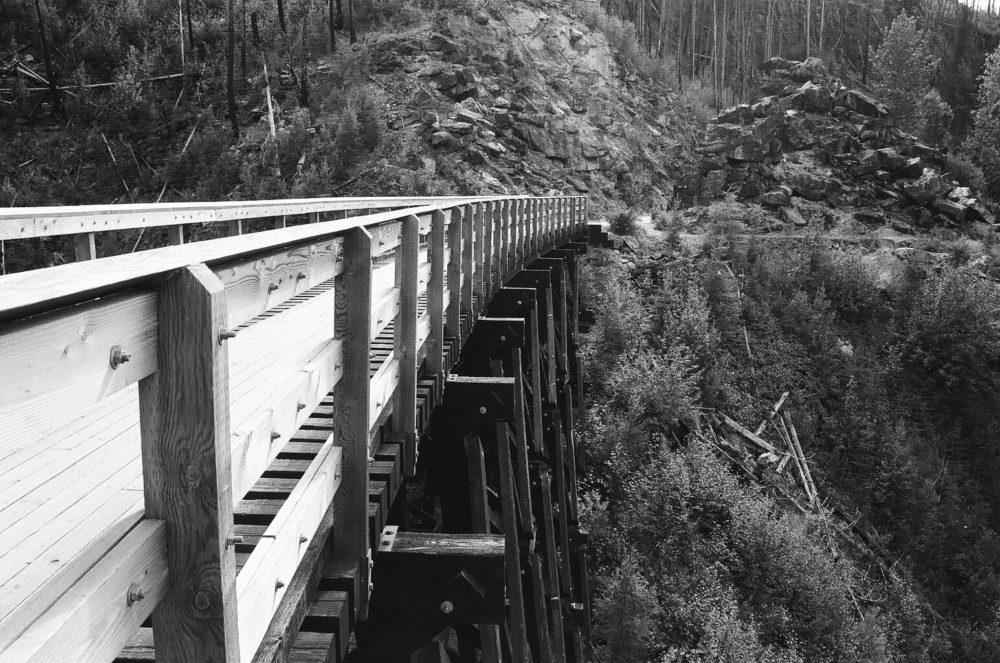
[609,210,638,235]
[947,151,987,191]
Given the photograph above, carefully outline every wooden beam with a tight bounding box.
[445,208,462,341]
[481,202,493,301]
[331,226,373,621]
[228,220,243,236]
[473,203,485,308]
[167,225,184,246]
[73,232,96,261]
[138,263,240,663]
[0,292,156,450]
[0,520,168,663]
[427,210,446,378]
[396,215,420,477]
[461,204,474,321]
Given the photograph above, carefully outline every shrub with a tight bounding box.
[918,88,954,146]
[946,151,986,191]
[609,210,638,236]
[870,13,939,133]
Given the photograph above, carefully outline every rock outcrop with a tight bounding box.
[695,58,996,231]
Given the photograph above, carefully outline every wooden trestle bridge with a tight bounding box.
[0,195,592,663]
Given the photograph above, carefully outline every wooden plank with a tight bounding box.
[1,520,167,663]
[495,421,531,663]
[237,442,343,662]
[138,263,240,663]
[0,197,515,240]
[461,204,474,322]
[396,215,420,477]
[213,237,342,328]
[0,204,443,323]
[73,233,96,261]
[230,338,344,504]
[370,287,400,341]
[331,226,373,621]
[482,201,494,300]
[0,292,156,451]
[445,208,462,340]
[369,355,400,433]
[473,202,485,306]
[167,225,184,246]
[491,201,503,295]
[464,435,502,663]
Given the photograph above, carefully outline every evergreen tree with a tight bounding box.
[968,44,1000,198]
[870,13,938,132]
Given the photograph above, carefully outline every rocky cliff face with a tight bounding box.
[357,3,698,205]
[695,57,995,235]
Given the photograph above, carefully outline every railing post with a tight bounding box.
[446,207,463,341]
[491,201,503,294]
[473,202,485,311]
[73,232,97,261]
[428,210,447,378]
[139,264,240,663]
[167,225,185,246]
[530,199,539,260]
[332,226,374,620]
[482,201,494,300]
[461,204,475,327]
[396,215,420,477]
[227,220,243,236]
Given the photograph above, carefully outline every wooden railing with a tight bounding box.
[0,194,587,663]
[0,196,511,263]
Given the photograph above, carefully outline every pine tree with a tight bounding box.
[870,13,938,132]
[967,44,1000,198]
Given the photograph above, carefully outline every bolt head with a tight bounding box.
[439,600,455,614]
[479,406,487,414]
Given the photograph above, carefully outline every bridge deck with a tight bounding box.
[0,195,588,663]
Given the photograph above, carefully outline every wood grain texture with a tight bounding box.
[461,204,475,319]
[138,264,240,663]
[482,202,494,299]
[445,208,462,340]
[0,519,167,663]
[331,226,373,621]
[0,292,156,452]
[427,211,446,377]
[237,443,342,663]
[396,215,420,477]
[213,237,342,328]
[473,203,485,304]
[73,233,96,261]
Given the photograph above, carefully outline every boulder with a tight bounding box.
[465,146,488,165]
[894,157,924,180]
[440,120,475,135]
[852,149,880,177]
[932,198,967,223]
[430,131,454,147]
[786,81,832,112]
[785,206,809,226]
[455,108,488,127]
[789,171,834,201]
[760,185,793,207]
[716,104,754,125]
[902,171,952,204]
[569,28,584,44]
[854,210,886,225]
[907,142,944,165]
[842,89,887,117]
[791,57,828,82]
[876,148,907,172]
[751,96,781,118]
[762,56,796,73]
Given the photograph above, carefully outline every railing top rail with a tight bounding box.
[0,195,583,324]
[0,203,441,323]
[0,195,533,240]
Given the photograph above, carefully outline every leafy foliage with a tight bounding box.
[870,13,940,133]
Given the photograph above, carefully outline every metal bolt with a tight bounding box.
[219,327,238,344]
[479,406,487,414]
[268,283,279,293]
[297,272,307,280]
[500,335,507,342]
[270,431,281,440]
[297,402,307,411]
[126,584,145,606]
[226,536,244,548]
[109,345,131,369]
[439,600,454,614]
[382,538,392,546]
[299,535,308,544]
[275,580,285,590]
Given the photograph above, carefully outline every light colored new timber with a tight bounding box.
[445,208,463,340]
[331,226,373,621]
[0,196,531,240]
[396,215,420,476]
[0,292,156,453]
[461,204,474,317]
[236,442,342,663]
[426,210,446,378]
[1,520,167,663]
[138,264,240,663]
[73,232,97,261]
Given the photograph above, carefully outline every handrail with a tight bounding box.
[0,196,518,239]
